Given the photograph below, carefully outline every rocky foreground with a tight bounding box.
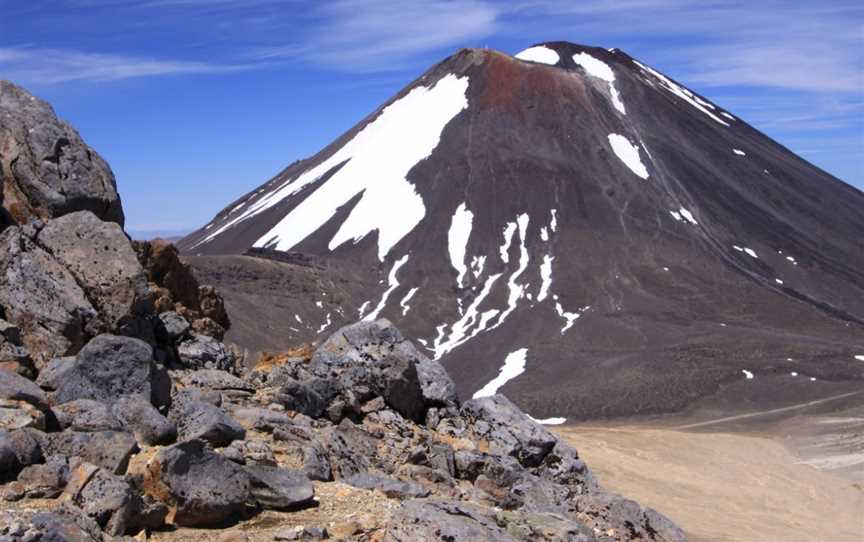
[0,79,685,540]
[1,318,686,541]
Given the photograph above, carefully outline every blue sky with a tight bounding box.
[1,0,862,236]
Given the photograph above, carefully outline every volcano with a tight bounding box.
[179,42,864,421]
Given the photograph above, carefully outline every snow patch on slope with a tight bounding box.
[473,348,528,398]
[515,46,560,65]
[572,52,625,114]
[400,287,419,316]
[434,273,503,359]
[554,296,581,334]
[529,416,567,426]
[538,255,554,302]
[364,254,410,321]
[632,60,729,126]
[491,214,531,329]
[199,74,469,260]
[500,222,517,264]
[608,134,649,179]
[448,203,474,288]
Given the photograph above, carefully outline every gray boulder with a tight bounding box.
[0,368,49,411]
[574,491,686,542]
[0,80,123,226]
[0,370,49,430]
[169,399,245,447]
[52,399,115,430]
[36,211,150,329]
[43,430,137,475]
[53,334,170,407]
[35,356,76,390]
[0,226,96,365]
[343,472,430,499]
[0,428,44,481]
[144,439,251,527]
[176,333,237,372]
[13,454,70,499]
[63,461,147,536]
[157,310,190,341]
[179,368,254,392]
[383,499,516,541]
[245,465,315,511]
[112,395,176,446]
[461,395,560,468]
[311,319,458,422]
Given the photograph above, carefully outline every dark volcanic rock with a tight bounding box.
[0,80,123,226]
[383,499,517,541]
[0,368,49,411]
[43,430,137,475]
[244,465,315,511]
[64,461,143,536]
[169,399,245,447]
[144,440,251,527]
[176,333,238,372]
[0,226,96,365]
[112,395,176,446]
[461,395,560,468]
[311,320,458,422]
[53,334,170,407]
[343,472,430,499]
[13,454,70,499]
[36,210,150,330]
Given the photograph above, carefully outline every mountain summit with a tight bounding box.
[180,42,864,421]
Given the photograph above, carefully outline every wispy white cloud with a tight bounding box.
[0,47,256,84]
[255,0,499,72]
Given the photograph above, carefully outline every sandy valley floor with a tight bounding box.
[556,409,864,542]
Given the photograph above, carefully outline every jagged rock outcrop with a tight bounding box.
[1,319,686,540]
[0,80,123,227]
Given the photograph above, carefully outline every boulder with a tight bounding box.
[311,320,458,422]
[43,430,137,475]
[179,368,254,392]
[13,454,70,498]
[343,472,430,499]
[0,428,44,481]
[0,398,45,430]
[144,440,251,527]
[383,499,516,541]
[0,320,34,377]
[221,439,277,467]
[35,356,75,390]
[244,465,315,511]
[0,80,123,226]
[275,378,329,418]
[112,396,176,446]
[2,502,106,542]
[0,226,96,366]
[461,395,560,468]
[53,334,170,408]
[574,491,686,542]
[0,368,49,411]
[36,211,150,329]
[63,461,148,536]
[176,333,237,372]
[169,399,245,447]
[157,310,190,342]
[272,425,332,482]
[0,370,49,429]
[61,400,121,432]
